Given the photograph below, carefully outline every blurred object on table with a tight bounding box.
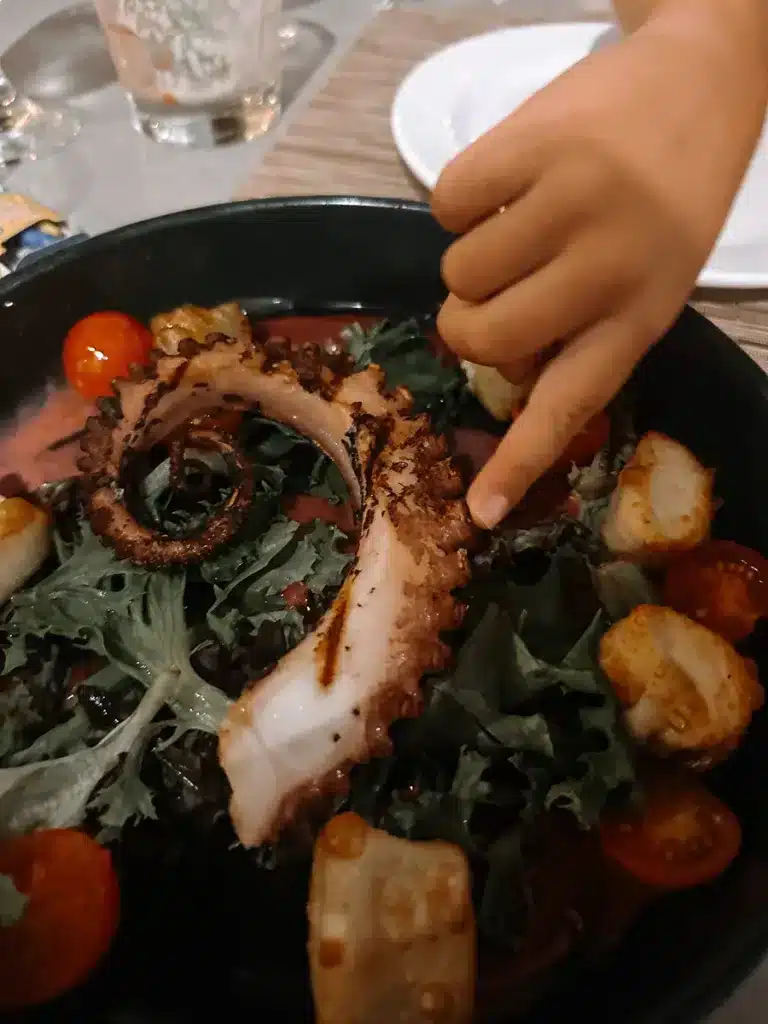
[0,192,85,278]
[279,1,335,106]
[2,4,117,103]
[279,2,334,106]
[92,0,283,148]
[0,21,80,172]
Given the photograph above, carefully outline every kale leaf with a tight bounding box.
[343,319,466,429]
[344,543,637,947]
[0,544,230,835]
[204,516,352,646]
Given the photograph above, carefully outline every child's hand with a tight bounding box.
[433,9,767,528]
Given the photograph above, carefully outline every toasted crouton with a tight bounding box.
[599,604,763,757]
[308,813,475,1024]
[150,302,251,355]
[602,432,713,560]
[0,496,50,605]
[461,361,522,421]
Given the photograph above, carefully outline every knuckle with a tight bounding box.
[557,146,617,211]
[460,315,500,363]
[592,244,645,304]
[440,243,468,297]
[432,160,472,232]
[611,258,645,298]
[436,303,492,364]
[441,251,490,305]
[435,303,468,353]
[430,184,454,230]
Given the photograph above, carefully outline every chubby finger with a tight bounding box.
[437,250,605,368]
[467,318,645,529]
[441,182,575,304]
[432,126,542,235]
[496,353,543,389]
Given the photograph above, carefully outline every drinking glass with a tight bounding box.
[278,0,314,53]
[93,0,283,148]
[0,58,80,170]
[277,0,331,102]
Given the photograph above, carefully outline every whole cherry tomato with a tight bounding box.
[63,311,153,400]
[600,775,741,891]
[663,539,768,643]
[0,828,120,1010]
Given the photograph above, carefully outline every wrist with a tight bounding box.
[628,0,768,240]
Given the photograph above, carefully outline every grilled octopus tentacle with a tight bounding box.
[88,427,254,566]
[79,320,473,846]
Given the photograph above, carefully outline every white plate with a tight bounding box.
[391,22,768,289]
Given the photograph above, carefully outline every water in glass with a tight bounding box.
[93,0,283,147]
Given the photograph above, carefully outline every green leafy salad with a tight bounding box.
[0,316,645,948]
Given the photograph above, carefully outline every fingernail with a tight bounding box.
[469,492,510,530]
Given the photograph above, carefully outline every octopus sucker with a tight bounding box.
[77,311,473,846]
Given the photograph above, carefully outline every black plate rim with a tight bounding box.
[0,196,435,297]
[1,193,764,412]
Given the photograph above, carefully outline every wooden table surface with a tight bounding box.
[240,3,768,372]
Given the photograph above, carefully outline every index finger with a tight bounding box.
[467,317,646,528]
[431,122,542,235]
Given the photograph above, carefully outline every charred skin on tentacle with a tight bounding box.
[78,316,473,846]
[150,301,252,356]
[78,331,263,567]
[87,428,255,567]
[219,386,472,848]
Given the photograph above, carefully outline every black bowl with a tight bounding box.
[3,196,768,1024]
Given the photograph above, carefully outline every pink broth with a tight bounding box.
[0,384,92,491]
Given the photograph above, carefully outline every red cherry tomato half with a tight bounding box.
[600,776,742,891]
[0,828,120,1010]
[283,493,356,534]
[66,656,108,701]
[552,411,611,472]
[450,427,501,479]
[663,539,768,643]
[253,314,383,347]
[63,311,153,400]
[505,472,572,529]
[282,580,310,609]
